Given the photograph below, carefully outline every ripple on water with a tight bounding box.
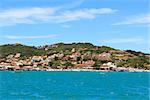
[0,71,149,99]
[31,93,45,98]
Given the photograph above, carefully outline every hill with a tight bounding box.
[0,43,46,58]
[0,43,149,70]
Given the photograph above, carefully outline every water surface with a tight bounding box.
[0,71,149,100]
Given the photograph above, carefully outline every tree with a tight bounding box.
[77,57,81,61]
[124,56,149,69]
[117,61,127,67]
[48,62,53,66]
[63,62,74,69]
[52,60,61,66]
[92,60,102,69]
[48,60,62,69]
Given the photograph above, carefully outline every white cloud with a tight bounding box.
[1,34,58,39]
[0,7,117,27]
[113,14,150,25]
[0,7,56,26]
[52,8,117,23]
[101,37,145,44]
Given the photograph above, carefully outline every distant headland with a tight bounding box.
[0,43,149,72]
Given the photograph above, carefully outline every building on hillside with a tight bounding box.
[31,56,43,62]
[14,53,21,58]
[70,52,81,61]
[7,54,14,59]
[100,62,116,70]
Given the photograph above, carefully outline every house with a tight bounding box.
[7,54,14,59]
[82,60,95,65]
[31,56,43,62]
[82,66,93,69]
[6,65,15,70]
[0,64,5,70]
[100,62,116,70]
[70,52,81,61]
[70,52,81,58]
[16,62,23,66]
[71,48,76,53]
[14,53,21,58]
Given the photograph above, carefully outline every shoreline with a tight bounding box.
[0,69,150,72]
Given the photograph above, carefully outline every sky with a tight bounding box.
[0,0,149,53]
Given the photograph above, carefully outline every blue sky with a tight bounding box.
[0,0,149,53]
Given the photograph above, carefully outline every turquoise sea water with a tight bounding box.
[0,71,149,100]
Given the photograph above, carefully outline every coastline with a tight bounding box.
[1,68,150,72]
[46,69,150,72]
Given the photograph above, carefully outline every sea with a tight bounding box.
[0,71,149,100]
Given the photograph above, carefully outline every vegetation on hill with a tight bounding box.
[0,43,149,69]
[125,50,148,56]
[45,43,115,55]
[0,44,46,58]
[117,56,150,69]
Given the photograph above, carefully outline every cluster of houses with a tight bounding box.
[0,49,149,72]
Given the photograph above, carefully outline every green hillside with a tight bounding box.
[0,43,46,58]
